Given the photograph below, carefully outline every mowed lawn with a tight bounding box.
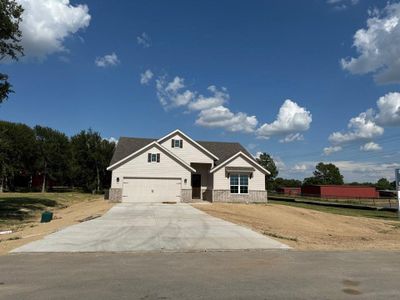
[193,202,400,250]
[0,192,113,254]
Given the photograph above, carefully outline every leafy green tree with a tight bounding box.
[274,177,302,189]
[375,178,392,190]
[0,121,37,191]
[34,126,71,192]
[303,162,344,185]
[71,130,115,193]
[256,153,278,190]
[0,0,24,103]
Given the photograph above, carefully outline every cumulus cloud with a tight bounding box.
[196,106,258,133]
[257,100,312,141]
[360,142,382,152]
[156,76,195,108]
[188,86,228,111]
[140,69,154,85]
[279,133,304,143]
[17,0,91,60]
[328,110,384,144]
[375,92,400,126]
[327,0,359,10]
[95,53,120,67]
[105,137,118,144]
[137,32,151,48]
[341,2,400,84]
[323,146,343,156]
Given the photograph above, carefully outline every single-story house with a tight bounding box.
[107,129,270,203]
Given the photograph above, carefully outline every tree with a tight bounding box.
[0,0,24,103]
[256,153,278,190]
[34,126,71,192]
[0,120,37,191]
[71,130,115,193]
[274,177,302,188]
[303,162,344,186]
[375,178,392,190]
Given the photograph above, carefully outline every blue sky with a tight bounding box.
[1,0,400,181]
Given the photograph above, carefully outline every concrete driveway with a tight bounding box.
[12,203,289,252]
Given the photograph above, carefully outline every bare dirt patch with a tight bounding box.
[0,198,113,254]
[193,203,400,250]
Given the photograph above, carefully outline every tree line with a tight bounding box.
[0,120,115,193]
[256,153,396,191]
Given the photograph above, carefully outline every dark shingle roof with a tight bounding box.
[109,137,256,167]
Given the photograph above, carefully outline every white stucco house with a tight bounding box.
[107,129,270,203]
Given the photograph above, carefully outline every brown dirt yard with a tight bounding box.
[0,193,113,255]
[193,203,400,251]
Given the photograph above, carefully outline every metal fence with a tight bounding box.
[270,192,397,209]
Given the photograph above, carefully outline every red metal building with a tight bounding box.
[276,187,301,196]
[301,185,379,199]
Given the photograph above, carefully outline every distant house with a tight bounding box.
[107,129,270,203]
[301,185,379,199]
[276,187,301,196]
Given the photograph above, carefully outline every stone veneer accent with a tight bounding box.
[181,189,193,203]
[212,190,267,203]
[109,188,122,202]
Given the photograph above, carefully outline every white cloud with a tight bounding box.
[105,137,118,144]
[137,32,151,48]
[375,92,400,126]
[196,106,258,133]
[166,77,185,93]
[95,53,120,67]
[17,0,91,59]
[156,76,195,108]
[140,69,154,85]
[279,133,304,143]
[323,146,342,155]
[360,142,382,152]
[341,3,400,84]
[257,99,312,141]
[188,86,228,111]
[327,0,359,10]
[281,160,400,182]
[328,110,384,144]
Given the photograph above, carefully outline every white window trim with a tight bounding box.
[151,153,157,162]
[230,174,249,195]
[174,139,181,148]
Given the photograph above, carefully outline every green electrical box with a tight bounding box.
[40,211,53,223]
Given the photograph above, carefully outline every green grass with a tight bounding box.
[268,200,400,221]
[0,192,102,230]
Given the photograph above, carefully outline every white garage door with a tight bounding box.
[122,178,181,203]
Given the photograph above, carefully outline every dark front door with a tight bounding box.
[192,174,201,199]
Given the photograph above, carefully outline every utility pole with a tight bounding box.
[396,169,400,219]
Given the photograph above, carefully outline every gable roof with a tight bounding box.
[107,141,196,172]
[209,151,271,175]
[108,133,263,170]
[109,137,156,166]
[157,129,219,160]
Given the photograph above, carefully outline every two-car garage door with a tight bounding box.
[122,178,181,203]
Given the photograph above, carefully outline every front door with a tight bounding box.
[192,174,201,199]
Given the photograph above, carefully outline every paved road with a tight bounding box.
[1,251,400,299]
[13,203,288,252]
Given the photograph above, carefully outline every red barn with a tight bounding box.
[276,187,301,196]
[301,185,379,199]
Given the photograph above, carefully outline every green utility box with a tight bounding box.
[41,211,53,223]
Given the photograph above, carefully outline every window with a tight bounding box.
[148,153,160,163]
[171,139,183,148]
[230,174,248,194]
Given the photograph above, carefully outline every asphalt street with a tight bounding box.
[1,251,400,299]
